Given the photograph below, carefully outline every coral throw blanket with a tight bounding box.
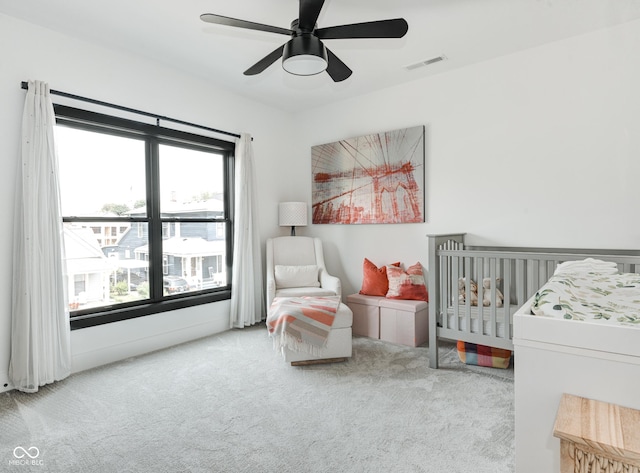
[267,296,340,356]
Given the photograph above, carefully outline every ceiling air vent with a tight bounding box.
[404,55,447,71]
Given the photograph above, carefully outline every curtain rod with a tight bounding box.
[20,81,243,140]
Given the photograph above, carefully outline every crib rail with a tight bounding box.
[427,233,640,369]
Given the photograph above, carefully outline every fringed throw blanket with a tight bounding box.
[267,296,340,356]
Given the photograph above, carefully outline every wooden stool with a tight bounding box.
[554,393,640,473]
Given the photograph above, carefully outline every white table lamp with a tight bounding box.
[279,202,308,236]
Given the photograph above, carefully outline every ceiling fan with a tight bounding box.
[200,0,408,82]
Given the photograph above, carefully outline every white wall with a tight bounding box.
[292,19,640,297]
[0,13,295,392]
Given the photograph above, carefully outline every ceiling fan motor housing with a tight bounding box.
[289,18,312,35]
[282,34,328,75]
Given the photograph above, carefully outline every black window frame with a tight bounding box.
[54,105,234,330]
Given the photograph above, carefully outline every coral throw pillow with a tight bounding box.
[386,262,429,302]
[359,258,400,297]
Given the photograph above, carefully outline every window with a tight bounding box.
[54,105,234,329]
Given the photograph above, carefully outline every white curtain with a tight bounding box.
[230,133,264,328]
[9,80,71,393]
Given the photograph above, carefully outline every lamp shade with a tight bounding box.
[282,35,328,76]
[279,202,308,227]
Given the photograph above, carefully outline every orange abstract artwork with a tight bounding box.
[312,126,425,224]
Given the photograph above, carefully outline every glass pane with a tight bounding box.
[55,126,147,217]
[161,222,227,296]
[64,222,150,311]
[158,144,224,218]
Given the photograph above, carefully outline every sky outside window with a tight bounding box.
[55,126,146,216]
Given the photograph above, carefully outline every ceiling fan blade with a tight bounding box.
[325,48,352,82]
[243,45,285,76]
[200,13,292,36]
[316,18,408,39]
[298,0,325,32]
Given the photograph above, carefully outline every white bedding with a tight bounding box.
[530,258,640,327]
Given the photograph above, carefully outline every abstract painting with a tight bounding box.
[311,125,425,224]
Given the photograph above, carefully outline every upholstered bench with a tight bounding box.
[346,294,428,347]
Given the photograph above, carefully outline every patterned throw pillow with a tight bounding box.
[386,262,429,302]
[359,258,400,297]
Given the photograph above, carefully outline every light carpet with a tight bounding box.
[0,325,514,472]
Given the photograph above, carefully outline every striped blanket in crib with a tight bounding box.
[267,296,340,356]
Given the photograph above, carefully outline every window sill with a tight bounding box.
[69,289,232,330]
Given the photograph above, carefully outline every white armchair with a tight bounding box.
[265,236,351,364]
[265,236,341,309]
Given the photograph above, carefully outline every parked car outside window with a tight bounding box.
[163,276,190,294]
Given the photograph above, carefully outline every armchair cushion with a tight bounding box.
[274,265,320,289]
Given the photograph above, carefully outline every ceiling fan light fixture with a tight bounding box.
[282,35,328,76]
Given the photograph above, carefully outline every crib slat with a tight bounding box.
[531,262,539,300]
[489,258,497,338]
[503,261,512,340]
[546,260,555,281]
[471,256,482,334]
[439,254,448,330]
[464,256,472,333]
[622,262,635,273]
[539,261,548,288]
[516,259,525,304]
[452,256,460,330]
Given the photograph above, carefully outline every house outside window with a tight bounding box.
[54,105,234,329]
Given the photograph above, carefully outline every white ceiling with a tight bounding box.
[2,0,640,112]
